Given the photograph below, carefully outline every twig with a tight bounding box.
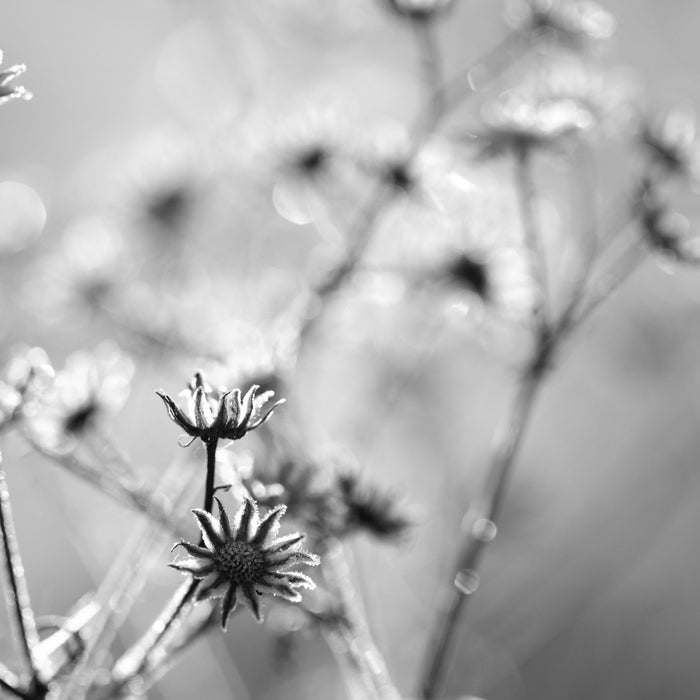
[0,662,30,700]
[0,463,42,688]
[321,540,401,700]
[418,339,550,699]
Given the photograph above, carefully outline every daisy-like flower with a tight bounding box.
[380,0,455,22]
[506,0,615,49]
[477,88,595,157]
[170,498,319,628]
[156,371,285,446]
[0,51,32,106]
[638,107,700,185]
[25,344,134,452]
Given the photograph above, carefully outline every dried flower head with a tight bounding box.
[381,0,455,22]
[157,371,285,446]
[638,107,700,184]
[0,51,32,106]
[507,0,615,48]
[170,498,319,628]
[635,178,700,264]
[25,344,133,451]
[334,471,412,540]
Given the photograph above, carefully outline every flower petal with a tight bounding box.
[215,497,232,539]
[250,504,286,547]
[193,386,214,431]
[168,558,216,576]
[170,541,215,559]
[196,573,228,601]
[156,391,198,436]
[235,498,258,542]
[220,584,238,631]
[241,584,262,622]
[192,508,225,549]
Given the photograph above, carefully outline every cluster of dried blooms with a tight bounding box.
[0,0,699,699]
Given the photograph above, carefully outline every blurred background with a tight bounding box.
[2,1,700,699]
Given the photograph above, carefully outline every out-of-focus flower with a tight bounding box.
[0,347,53,426]
[0,51,32,106]
[506,0,615,49]
[170,498,319,628]
[638,107,700,185]
[26,217,125,323]
[380,0,455,22]
[635,178,700,265]
[524,58,637,132]
[239,453,412,542]
[156,371,285,446]
[25,344,134,452]
[477,88,595,157]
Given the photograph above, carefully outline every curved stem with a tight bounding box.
[203,440,219,516]
[419,341,550,699]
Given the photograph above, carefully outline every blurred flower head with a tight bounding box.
[638,107,700,185]
[477,87,596,157]
[25,344,134,452]
[26,217,125,324]
[635,177,700,265]
[0,346,53,426]
[170,497,319,628]
[0,50,32,106]
[157,371,285,446]
[506,0,615,49]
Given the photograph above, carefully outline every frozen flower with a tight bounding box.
[638,107,700,184]
[380,0,455,22]
[477,88,595,157]
[635,178,700,264]
[0,51,32,106]
[506,0,615,48]
[170,497,319,628]
[25,344,133,451]
[156,371,285,446]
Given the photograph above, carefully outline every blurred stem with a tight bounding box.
[413,18,445,138]
[0,463,43,690]
[322,539,401,700]
[514,146,551,331]
[419,334,552,700]
[24,435,185,538]
[295,186,392,355]
[0,663,29,700]
[110,438,219,689]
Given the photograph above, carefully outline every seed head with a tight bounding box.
[170,498,319,628]
[156,371,285,446]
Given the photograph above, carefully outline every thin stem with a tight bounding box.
[0,465,41,686]
[514,146,551,330]
[412,18,445,139]
[419,341,550,700]
[203,440,218,515]
[110,438,220,690]
[111,579,198,691]
[322,540,401,700]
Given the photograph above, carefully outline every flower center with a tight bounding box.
[215,540,267,585]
